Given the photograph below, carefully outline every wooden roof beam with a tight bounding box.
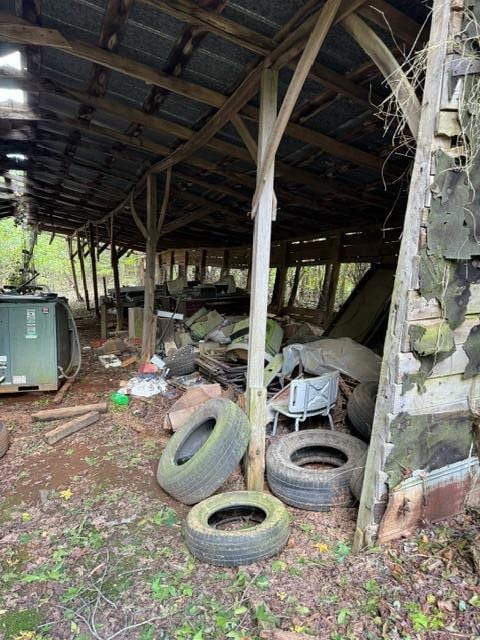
[0,12,384,172]
[29,102,389,209]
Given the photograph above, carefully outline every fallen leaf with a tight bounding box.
[59,488,73,501]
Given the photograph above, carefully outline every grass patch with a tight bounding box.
[0,609,43,639]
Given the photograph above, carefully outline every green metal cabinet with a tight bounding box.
[0,295,72,393]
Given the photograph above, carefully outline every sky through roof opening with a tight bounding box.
[0,50,24,104]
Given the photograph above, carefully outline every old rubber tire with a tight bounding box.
[349,451,367,501]
[184,491,290,566]
[165,346,196,377]
[0,422,8,458]
[266,430,368,511]
[347,382,378,441]
[157,398,250,504]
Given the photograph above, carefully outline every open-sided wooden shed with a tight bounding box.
[0,0,478,548]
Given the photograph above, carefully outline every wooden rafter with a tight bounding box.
[0,12,384,173]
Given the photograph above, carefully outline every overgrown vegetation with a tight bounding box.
[0,219,142,298]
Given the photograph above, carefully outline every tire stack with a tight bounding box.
[266,430,368,511]
[157,398,291,566]
[157,397,370,566]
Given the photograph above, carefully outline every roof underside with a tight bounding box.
[0,0,431,252]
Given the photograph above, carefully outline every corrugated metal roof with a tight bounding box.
[0,0,430,250]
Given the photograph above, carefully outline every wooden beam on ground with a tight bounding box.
[246,68,278,492]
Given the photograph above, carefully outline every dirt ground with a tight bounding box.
[0,318,479,640]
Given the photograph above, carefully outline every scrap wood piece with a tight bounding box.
[338,375,353,399]
[121,355,137,368]
[32,402,108,422]
[165,383,222,431]
[44,411,100,445]
[53,377,75,405]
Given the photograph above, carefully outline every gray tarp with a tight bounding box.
[282,338,381,383]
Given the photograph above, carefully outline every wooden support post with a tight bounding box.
[318,263,333,310]
[288,265,301,307]
[200,249,207,281]
[142,175,159,362]
[222,248,230,276]
[77,234,90,310]
[324,234,342,322]
[111,237,123,331]
[67,237,83,302]
[130,168,172,363]
[246,68,278,492]
[100,301,108,340]
[273,241,288,314]
[169,250,175,280]
[251,0,342,214]
[89,224,100,318]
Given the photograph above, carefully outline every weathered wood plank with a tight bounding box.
[401,315,479,352]
[392,374,480,415]
[353,0,452,551]
[407,285,480,321]
[44,411,100,445]
[395,347,469,383]
[32,402,108,421]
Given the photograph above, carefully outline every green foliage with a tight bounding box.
[406,603,444,631]
[254,575,270,590]
[151,507,178,526]
[0,219,142,296]
[255,603,277,628]
[334,542,351,564]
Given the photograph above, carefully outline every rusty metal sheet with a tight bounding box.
[378,457,479,543]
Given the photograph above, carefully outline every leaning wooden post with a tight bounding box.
[77,234,90,310]
[89,224,100,318]
[66,237,83,302]
[246,68,278,492]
